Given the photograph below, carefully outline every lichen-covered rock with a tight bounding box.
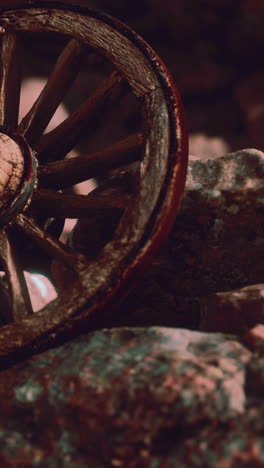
[170,411,264,467]
[0,327,251,467]
[112,149,264,333]
[164,148,264,296]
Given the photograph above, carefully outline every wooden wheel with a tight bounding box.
[0,1,188,364]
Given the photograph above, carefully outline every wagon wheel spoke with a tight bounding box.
[39,132,143,189]
[32,189,129,219]
[0,228,32,321]
[0,32,21,128]
[36,69,124,162]
[18,38,86,145]
[15,214,85,269]
[0,4,188,363]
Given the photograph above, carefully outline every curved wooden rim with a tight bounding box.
[0,2,188,364]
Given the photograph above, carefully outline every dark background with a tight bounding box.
[80,0,264,157]
[2,0,264,156]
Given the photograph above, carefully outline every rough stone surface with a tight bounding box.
[112,149,264,334]
[0,326,252,467]
[165,148,264,296]
[200,284,264,334]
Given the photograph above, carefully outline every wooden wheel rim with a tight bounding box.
[0,2,188,363]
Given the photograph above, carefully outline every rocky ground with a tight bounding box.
[0,325,264,467]
[1,0,264,466]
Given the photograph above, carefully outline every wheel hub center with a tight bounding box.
[0,132,24,210]
[0,130,37,226]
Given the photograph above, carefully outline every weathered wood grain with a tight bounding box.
[32,189,128,218]
[0,8,159,96]
[16,213,85,269]
[39,133,143,189]
[0,228,32,321]
[19,38,86,145]
[36,69,124,161]
[0,31,21,127]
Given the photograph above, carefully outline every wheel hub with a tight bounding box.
[0,130,37,226]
